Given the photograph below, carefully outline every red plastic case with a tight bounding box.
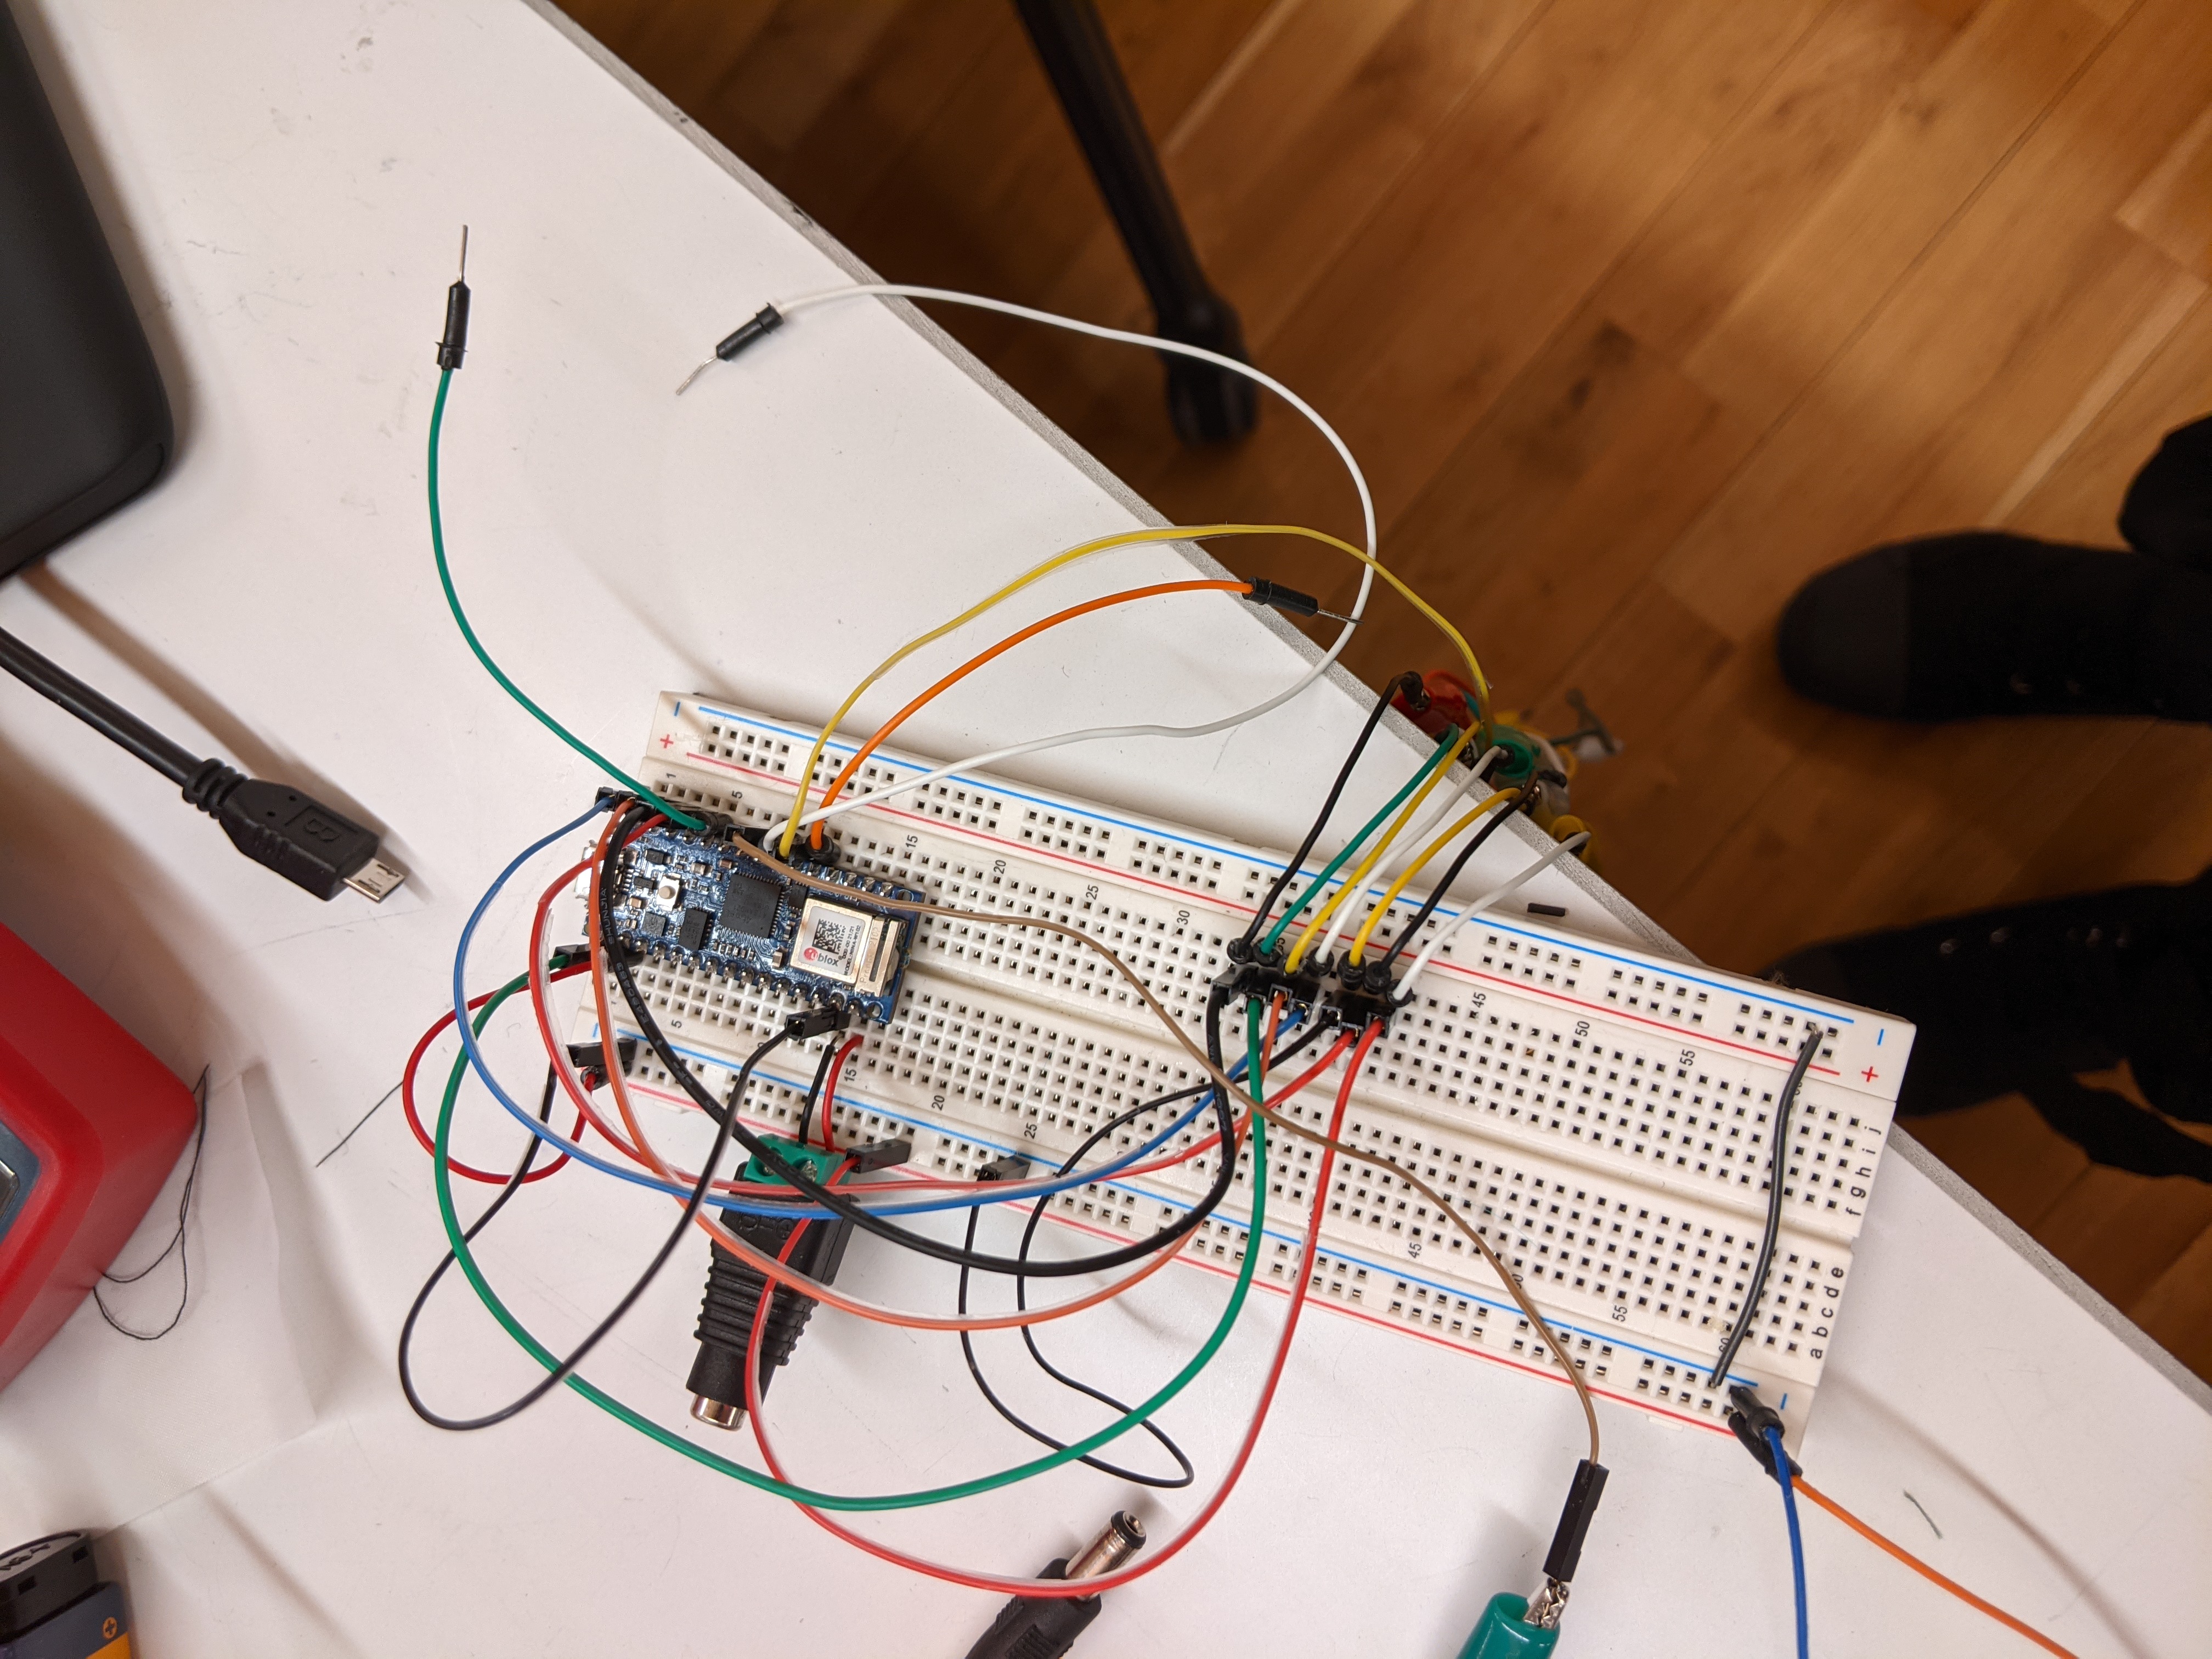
[0,923,198,1391]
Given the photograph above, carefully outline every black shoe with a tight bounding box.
[1769,871,2212,1177]
[2119,414,2212,568]
[1776,531,2212,720]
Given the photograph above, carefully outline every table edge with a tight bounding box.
[521,0,2207,1414]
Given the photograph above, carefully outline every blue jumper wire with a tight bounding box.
[449,800,1269,1221]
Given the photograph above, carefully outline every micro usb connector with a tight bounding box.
[0,625,405,902]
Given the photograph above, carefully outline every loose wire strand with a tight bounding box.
[1791,1479,2080,1658]
[806,580,1251,845]
[1342,788,1514,967]
[95,1067,209,1341]
[1283,727,1463,972]
[405,961,592,1185]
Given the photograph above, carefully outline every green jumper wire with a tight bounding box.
[1259,724,1462,955]
[428,367,704,828]
[431,976,1278,1509]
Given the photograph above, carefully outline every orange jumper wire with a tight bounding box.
[1793,1478,2080,1657]
[807,579,1250,849]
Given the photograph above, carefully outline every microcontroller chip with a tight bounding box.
[795,896,899,994]
[609,826,918,1023]
[716,873,783,940]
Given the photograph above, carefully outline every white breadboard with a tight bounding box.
[600,693,1914,1448]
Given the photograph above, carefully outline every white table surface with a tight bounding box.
[2,3,2207,1655]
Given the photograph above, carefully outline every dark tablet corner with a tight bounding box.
[0,2,173,580]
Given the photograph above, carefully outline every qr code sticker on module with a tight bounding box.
[797,898,871,984]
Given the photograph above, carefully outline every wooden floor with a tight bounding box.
[564,0,2212,1381]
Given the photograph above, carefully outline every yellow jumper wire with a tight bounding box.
[778,523,1493,857]
[1345,791,1516,964]
[1285,729,1466,972]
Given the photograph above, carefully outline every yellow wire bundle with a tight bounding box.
[778,523,1493,857]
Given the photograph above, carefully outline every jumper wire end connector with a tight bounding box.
[676,304,785,395]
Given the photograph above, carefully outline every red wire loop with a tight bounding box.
[400,961,593,1186]
[816,1034,864,1151]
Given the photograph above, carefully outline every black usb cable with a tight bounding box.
[0,625,403,901]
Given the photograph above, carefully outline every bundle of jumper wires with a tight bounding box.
[397,258,2087,1654]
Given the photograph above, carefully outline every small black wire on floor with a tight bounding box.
[97,1066,210,1341]
[315,1079,401,1167]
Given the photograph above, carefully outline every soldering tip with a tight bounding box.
[458,224,469,280]
[674,357,715,397]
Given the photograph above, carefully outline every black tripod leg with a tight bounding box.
[1013,0,1257,445]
